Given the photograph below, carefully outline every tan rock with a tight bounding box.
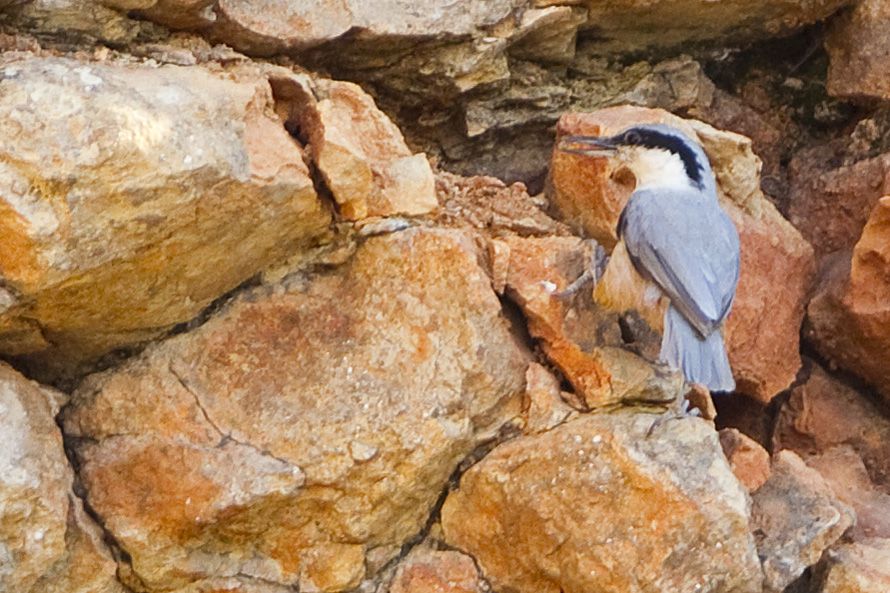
[773,365,890,493]
[574,0,851,53]
[826,0,890,101]
[200,0,526,54]
[0,362,123,593]
[271,72,437,220]
[508,6,587,64]
[806,446,890,541]
[807,197,890,402]
[389,549,484,593]
[0,55,330,379]
[549,106,815,402]
[490,233,683,408]
[442,412,763,593]
[788,147,890,261]
[819,539,890,593]
[522,362,576,434]
[720,428,771,492]
[4,0,150,45]
[63,228,529,592]
[752,450,855,592]
[434,171,567,237]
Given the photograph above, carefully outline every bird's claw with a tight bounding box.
[646,392,701,437]
[554,240,607,300]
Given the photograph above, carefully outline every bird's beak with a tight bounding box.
[558,135,617,157]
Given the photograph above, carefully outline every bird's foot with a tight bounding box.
[554,240,607,300]
[645,388,706,437]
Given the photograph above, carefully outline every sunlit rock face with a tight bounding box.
[62,228,529,593]
[2,2,890,593]
[0,362,124,593]
[0,55,331,380]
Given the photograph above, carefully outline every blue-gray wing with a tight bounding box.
[618,187,740,338]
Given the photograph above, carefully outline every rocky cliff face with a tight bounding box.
[1,2,889,593]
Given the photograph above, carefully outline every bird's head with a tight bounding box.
[558,123,712,191]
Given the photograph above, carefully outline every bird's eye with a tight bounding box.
[625,131,641,145]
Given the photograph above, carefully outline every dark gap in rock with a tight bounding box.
[56,419,142,592]
[496,293,537,358]
[782,565,817,593]
[166,273,261,338]
[703,23,857,137]
[617,313,636,345]
[267,76,341,221]
[383,422,522,578]
[713,391,773,450]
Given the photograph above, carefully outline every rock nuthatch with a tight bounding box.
[559,124,741,392]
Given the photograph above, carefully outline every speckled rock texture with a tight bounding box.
[62,228,529,592]
[1,2,890,593]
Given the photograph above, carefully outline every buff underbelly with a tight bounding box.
[593,239,669,334]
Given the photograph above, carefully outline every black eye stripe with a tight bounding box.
[619,127,705,186]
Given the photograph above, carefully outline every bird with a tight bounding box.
[557,123,741,393]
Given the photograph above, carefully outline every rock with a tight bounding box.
[441,412,763,593]
[788,146,890,261]
[720,428,771,492]
[575,0,851,54]
[62,228,529,592]
[389,548,485,593]
[806,446,890,541]
[752,451,855,593]
[818,539,890,593]
[522,362,576,434]
[2,0,155,45]
[0,55,330,380]
[0,362,123,593]
[549,106,815,402]
[773,365,890,492]
[508,6,587,64]
[490,233,683,408]
[807,197,890,402]
[434,171,567,237]
[826,0,890,101]
[271,72,437,220]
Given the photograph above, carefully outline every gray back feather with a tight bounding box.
[619,187,740,337]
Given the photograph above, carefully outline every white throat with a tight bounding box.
[626,148,695,190]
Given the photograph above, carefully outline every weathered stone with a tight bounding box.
[434,171,567,237]
[788,147,890,261]
[549,106,814,402]
[807,197,890,402]
[573,0,851,54]
[773,365,890,492]
[720,428,771,493]
[63,228,529,592]
[3,0,153,45]
[752,451,855,593]
[826,0,890,101]
[508,6,587,64]
[0,362,123,593]
[818,539,890,593]
[389,548,485,593]
[0,55,330,379]
[806,446,890,541]
[210,0,527,54]
[490,233,683,408]
[442,412,763,593]
[271,72,437,220]
[522,362,576,434]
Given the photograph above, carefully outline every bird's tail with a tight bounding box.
[660,305,735,392]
